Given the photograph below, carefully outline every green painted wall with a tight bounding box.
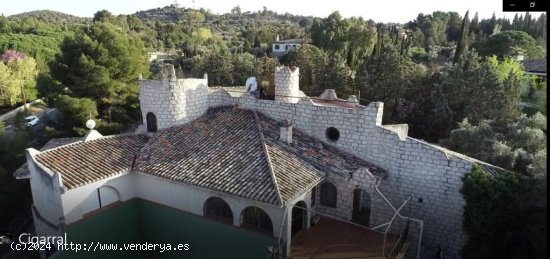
[53,199,279,259]
[56,200,141,259]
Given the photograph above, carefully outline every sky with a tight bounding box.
[2,0,542,23]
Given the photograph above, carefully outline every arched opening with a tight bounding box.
[146,112,157,132]
[241,206,273,236]
[352,188,371,226]
[320,182,337,208]
[291,201,308,237]
[203,197,233,224]
[97,186,120,208]
[325,127,340,142]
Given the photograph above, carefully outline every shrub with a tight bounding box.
[461,166,546,259]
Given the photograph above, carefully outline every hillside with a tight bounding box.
[9,10,90,25]
[134,5,309,51]
[135,5,307,24]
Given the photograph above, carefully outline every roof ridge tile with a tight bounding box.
[253,111,283,207]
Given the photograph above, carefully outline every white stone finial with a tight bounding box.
[86,119,96,130]
[84,118,102,142]
[347,95,358,103]
[319,89,338,101]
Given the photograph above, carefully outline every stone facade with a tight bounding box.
[138,65,498,258]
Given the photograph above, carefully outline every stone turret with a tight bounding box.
[139,64,209,131]
[162,63,177,81]
[274,66,304,103]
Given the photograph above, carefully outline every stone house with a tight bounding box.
[22,65,503,259]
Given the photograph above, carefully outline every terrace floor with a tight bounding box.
[289,216,399,259]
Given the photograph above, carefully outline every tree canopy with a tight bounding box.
[50,22,149,122]
[55,94,98,134]
[0,50,38,106]
[475,30,544,59]
[442,113,546,176]
[281,44,327,92]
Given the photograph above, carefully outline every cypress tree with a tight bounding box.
[453,11,470,64]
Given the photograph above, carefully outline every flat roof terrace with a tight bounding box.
[290,216,399,259]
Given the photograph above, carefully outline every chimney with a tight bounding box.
[276,34,280,41]
[280,119,293,144]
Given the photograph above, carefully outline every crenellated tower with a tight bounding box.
[274,66,304,103]
[139,64,209,131]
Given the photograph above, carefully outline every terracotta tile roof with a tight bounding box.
[43,137,85,150]
[32,107,387,206]
[135,107,384,205]
[258,113,388,178]
[35,135,149,189]
[135,108,281,205]
[266,143,325,202]
[14,137,83,179]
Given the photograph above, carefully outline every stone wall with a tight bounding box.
[312,168,377,222]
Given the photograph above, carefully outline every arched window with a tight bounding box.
[241,207,273,235]
[320,182,337,208]
[203,197,233,224]
[146,112,157,132]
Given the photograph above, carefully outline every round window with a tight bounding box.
[326,127,340,142]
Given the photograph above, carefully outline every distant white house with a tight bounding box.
[148,51,179,62]
[271,35,310,57]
